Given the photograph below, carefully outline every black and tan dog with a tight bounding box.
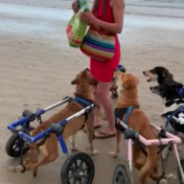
[143,66,184,148]
[143,66,174,85]
[7,68,99,176]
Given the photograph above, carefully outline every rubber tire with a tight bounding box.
[177,159,184,184]
[6,127,34,158]
[60,152,95,184]
[6,133,29,157]
[112,164,133,184]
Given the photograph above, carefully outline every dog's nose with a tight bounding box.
[143,71,145,74]
[150,87,153,90]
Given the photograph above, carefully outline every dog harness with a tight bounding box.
[165,106,184,125]
[74,97,97,123]
[74,97,96,108]
[74,97,97,139]
[114,106,136,132]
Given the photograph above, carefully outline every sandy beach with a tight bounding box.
[0,1,184,184]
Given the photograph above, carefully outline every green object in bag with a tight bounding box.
[66,0,89,48]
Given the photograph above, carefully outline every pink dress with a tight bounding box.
[90,0,121,82]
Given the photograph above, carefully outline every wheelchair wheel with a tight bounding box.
[6,133,29,157]
[112,164,133,184]
[177,159,184,184]
[61,152,95,184]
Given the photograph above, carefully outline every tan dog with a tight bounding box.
[109,73,161,184]
[8,68,98,176]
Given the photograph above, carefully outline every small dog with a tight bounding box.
[8,68,98,176]
[110,65,126,98]
[143,66,173,85]
[143,66,184,150]
[109,73,161,184]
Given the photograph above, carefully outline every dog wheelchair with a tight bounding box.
[6,96,95,184]
[112,108,184,184]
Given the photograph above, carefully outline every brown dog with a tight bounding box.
[109,73,161,184]
[8,68,98,176]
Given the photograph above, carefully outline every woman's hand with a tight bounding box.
[80,12,97,25]
[72,1,79,13]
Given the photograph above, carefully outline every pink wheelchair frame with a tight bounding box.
[113,119,184,184]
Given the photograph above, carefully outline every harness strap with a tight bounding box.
[74,97,91,122]
[75,97,91,107]
[124,106,134,124]
[74,97,96,139]
[165,105,184,126]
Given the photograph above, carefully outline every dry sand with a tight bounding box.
[0,1,184,184]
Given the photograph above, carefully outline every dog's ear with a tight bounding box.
[123,81,130,89]
[85,68,90,71]
[122,75,131,89]
[135,77,139,85]
[123,73,138,89]
[71,78,79,85]
[162,70,169,77]
[88,77,98,85]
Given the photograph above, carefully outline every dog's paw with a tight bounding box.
[90,150,98,156]
[159,179,167,184]
[165,173,176,180]
[7,165,23,173]
[109,151,118,158]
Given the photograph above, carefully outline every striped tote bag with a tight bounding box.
[80,28,115,62]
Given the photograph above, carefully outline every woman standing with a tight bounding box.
[72,0,124,139]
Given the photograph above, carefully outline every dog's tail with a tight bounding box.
[139,145,158,184]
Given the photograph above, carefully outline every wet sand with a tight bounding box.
[0,2,184,184]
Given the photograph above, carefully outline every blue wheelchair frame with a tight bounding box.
[7,96,96,155]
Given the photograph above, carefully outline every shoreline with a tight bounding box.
[0,1,184,19]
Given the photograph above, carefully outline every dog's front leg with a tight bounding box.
[86,114,98,156]
[87,130,98,156]
[70,134,78,152]
[109,130,122,158]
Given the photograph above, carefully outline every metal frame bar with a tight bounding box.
[7,97,72,131]
[18,104,95,143]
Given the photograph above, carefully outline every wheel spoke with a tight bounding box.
[82,166,88,172]
[73,176,79,184]
[68,169,77,179]
[69,162,75,171]
[68,161,80,180]
[78,160,83,169]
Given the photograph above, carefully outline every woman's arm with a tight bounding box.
[95,0,125,33]
[89,0,101,30]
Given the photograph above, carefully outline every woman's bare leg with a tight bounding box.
[94,81,116,138]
